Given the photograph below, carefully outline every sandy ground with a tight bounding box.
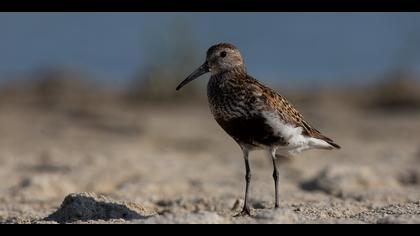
[0,94,420,224]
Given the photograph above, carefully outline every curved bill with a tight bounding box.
[176,62,209,91]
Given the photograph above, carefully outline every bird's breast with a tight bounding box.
[207,75,251,120]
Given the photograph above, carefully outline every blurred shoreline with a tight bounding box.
[1,67,419,113]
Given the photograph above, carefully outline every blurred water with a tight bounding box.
[0,12,420,87]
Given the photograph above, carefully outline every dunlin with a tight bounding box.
[176,43,340,216]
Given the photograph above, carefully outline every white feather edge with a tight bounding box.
[261,111,333,155]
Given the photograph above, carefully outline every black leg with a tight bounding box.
[271,149,280,209]
[236,148,252,216]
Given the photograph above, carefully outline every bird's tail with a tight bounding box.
[308,127,341,149]
[316,134,341,149]
[302,121,340,149]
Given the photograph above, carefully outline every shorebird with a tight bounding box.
[176,43,340,216]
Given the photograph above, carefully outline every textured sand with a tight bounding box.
[0,95,419,224]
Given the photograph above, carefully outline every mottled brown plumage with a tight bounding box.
[176,42,340,216]
[238,72,340,149]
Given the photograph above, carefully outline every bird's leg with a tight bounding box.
[236,147,252,216]
[270,148,280,209]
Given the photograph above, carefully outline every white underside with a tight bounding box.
[261,111,333,156]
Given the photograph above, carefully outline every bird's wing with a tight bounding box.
[247,76,340,149]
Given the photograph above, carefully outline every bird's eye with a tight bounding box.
[220,51,227,58]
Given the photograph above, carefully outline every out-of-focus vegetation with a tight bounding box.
[2,69,104,104]
[1,67,419,114]
[125,20,207,105]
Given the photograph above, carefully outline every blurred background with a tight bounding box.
[1,13,420,223]
[1,13,420,105]
[1,13,420,103]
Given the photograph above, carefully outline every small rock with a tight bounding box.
[45,192,155,223]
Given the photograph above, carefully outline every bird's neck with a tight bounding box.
[211,66,246,79]
[208,66,248,93]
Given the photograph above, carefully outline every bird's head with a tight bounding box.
[176,43,245,91]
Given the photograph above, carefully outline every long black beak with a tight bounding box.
[176,62,209,91]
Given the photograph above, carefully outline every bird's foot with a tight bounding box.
[234,206,252,217]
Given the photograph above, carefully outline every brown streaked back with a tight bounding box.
[245,75,341,149]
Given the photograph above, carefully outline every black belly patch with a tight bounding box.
[216,116,286,147]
